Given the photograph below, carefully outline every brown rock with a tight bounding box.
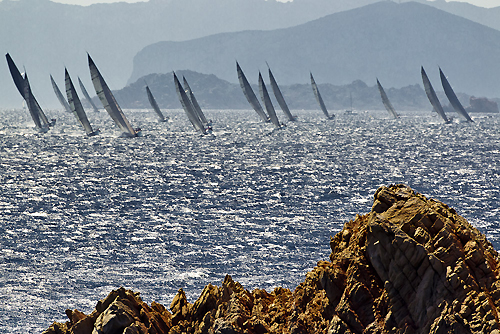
[191,284,220,321]
[92,300,135,334]
[43,184,500,334]
[71,312,98,334]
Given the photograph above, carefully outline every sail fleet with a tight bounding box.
[65,68,100,137]
[5,52,478,136]
[376,79,399,119]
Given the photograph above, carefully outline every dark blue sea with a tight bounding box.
[0,108,499,333]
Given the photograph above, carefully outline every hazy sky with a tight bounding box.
[46,0,500,8]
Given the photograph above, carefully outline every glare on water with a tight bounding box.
[0,108,499,333]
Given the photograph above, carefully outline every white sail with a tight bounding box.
[268,66,295,121]
[50,74,72,113]
[145,84,167,122]
[88,53,139,137]
[65,69,99,136]
[78,77,100,113]
[421,66,450,123]
[183,76,209,126]
[377,79,399,119]
[439,68,473,122]
[310,72,332,119]
[258,72,281,129]
[173,72,206,134]
[236,62,269,123]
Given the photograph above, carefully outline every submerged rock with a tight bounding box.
[43,185,500,334]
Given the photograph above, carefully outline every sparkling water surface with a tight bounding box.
[0,108,499,333]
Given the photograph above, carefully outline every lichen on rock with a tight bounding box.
[42,184,500,334]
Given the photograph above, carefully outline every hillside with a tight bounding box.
[415,0,500,31]
[115,70,475,112]
[129,1,500,99]
[116,71,250,109]
[0,0,379,108]
[1,0,499,108]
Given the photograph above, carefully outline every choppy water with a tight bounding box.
[0,108,499,333]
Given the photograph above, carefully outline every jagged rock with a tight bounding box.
[43,185,500,334]
[92,300,135,334]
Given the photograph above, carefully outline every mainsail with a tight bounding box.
[65,69,99,136]
[183,76,209,127]
[88,53,139,137]
[24,73,52,129]
[268,66,295,121]
[50,74,72,113]
[376,79,399,119]
[258,72,281,129]
[439,68,473,122]
[24,73,47,131]
[78,77,100,113]
[421,66,450,123]
[5,53,26,98]
[236,62,269,123]
[310,72,332,119]
[145,84,167,122]
[173,72,206,134]
[5,53,51,131]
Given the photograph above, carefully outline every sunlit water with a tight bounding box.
[0,108,499,333]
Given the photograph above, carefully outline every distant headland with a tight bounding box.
[113,70,499,112]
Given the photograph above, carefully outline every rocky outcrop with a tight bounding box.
[330,184,500,333]
[466,96,499,113]
[43,184,500,334]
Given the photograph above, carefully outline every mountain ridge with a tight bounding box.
[1,0,499,108]
[0,0,380,108]
[129,1,500,98]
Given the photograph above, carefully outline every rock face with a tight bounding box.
[43,184,500,334]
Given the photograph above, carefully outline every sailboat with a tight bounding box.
[236,61,269,123]
[173,72,206,134]
[65,68,99,136]
[421,66,450,124]
[183,76,211,129]
[145,83,168,122]
[439,68,473,122]
[5,53,54,131]
[23,73,50,132]
[88,53,141,137]
[344,92,356,115]
[78,77,100,113]
[376,79,399,119]
[25,73,55,128]
[6,53,28,98]
[267,65,295,121]
[258,72,281,129]
[310,72,333,119]
[50,74,72,113]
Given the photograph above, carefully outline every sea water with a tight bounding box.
[0,108,499,333]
